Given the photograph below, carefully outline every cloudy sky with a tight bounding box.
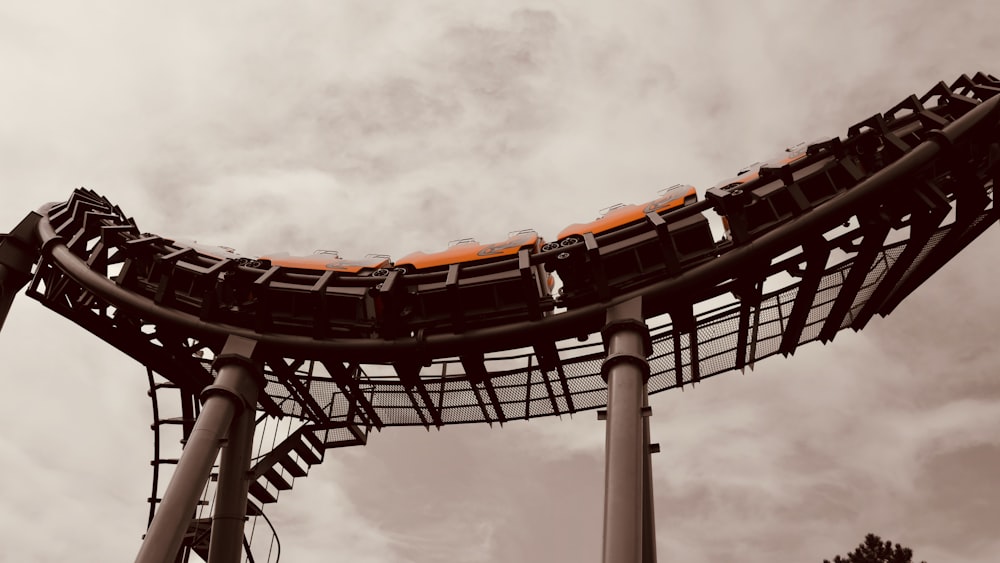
[2,2,1000,562]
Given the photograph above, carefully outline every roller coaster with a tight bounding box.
[1,72,998,562]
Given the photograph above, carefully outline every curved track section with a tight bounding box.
[20,73,1000,432]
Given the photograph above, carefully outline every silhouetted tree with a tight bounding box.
[824,533,926,563]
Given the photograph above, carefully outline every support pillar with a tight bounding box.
[207,338,261,563]
[135,336,260,563]
[600,297,653,563]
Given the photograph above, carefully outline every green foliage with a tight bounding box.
[824,533,926,563]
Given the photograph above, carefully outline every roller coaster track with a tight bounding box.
[2,72,999,561]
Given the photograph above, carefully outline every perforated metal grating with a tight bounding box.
[235,215,996,427]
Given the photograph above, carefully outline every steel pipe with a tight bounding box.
[134,392,236,563]
[207,359,260,563]
[601,298,652,563]
[135,337,260,563]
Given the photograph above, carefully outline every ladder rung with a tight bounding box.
[150,459,179,465]
[150,417,190,428]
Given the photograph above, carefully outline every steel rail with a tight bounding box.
[32,94,1000,364]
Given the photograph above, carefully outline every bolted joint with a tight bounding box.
[205,335,262,413]
[602,297,652,358]
[201,381,257,415]
[601,318,653,358]
[600,352,651,383]
[212,334,258,370]
[212,352,262,382]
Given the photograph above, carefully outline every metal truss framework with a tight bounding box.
[15,74,1000,428]
[2,72,999,562]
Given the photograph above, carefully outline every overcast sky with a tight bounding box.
[2,2,1000,562]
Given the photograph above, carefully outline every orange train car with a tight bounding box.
[546,184,715,305]
[165,243,393,335]
[241,250,394,337]
[709,137,843,242]
[260,250,392,275]
[545,184,699,249]
[169,242,392,274]
[385,230,555,334]
[711,138,832,193]
[394,229,546,273]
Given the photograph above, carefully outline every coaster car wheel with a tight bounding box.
[237,258,264,268]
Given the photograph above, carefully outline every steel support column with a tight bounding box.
[207,337,261,563]
[134,336,260,563]
[601,297,653,563]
